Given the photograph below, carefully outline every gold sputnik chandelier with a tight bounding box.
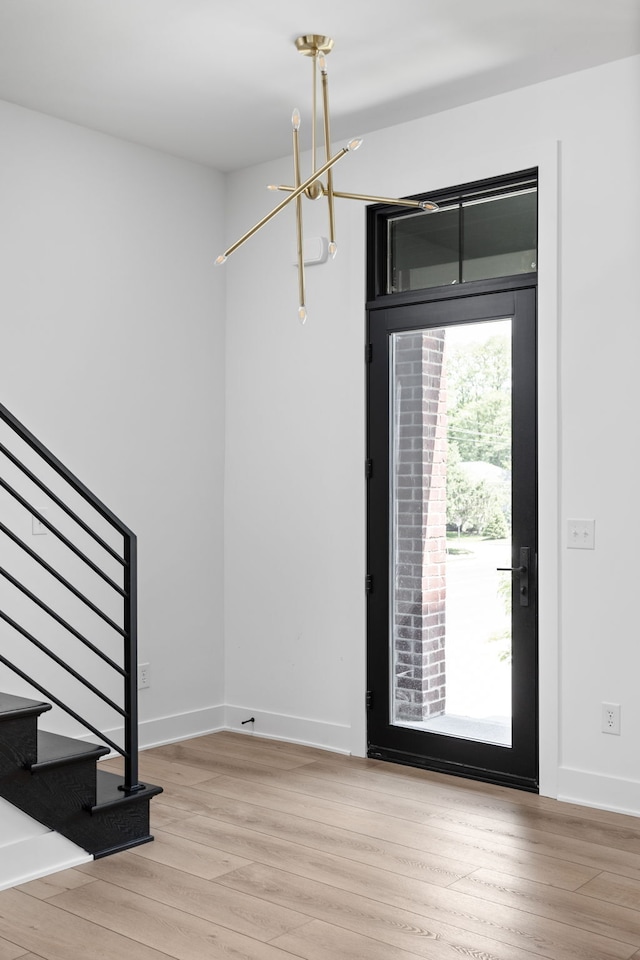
[215,35,438,322]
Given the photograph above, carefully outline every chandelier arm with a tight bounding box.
[311,55,317,174]
[293,117,306,317]
[320,60,337,251]
[219,146,353,260]
[332,190,436,210]
[266,185,434,212]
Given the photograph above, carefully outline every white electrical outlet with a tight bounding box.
[138,662,150,689]
[602,702,621,735]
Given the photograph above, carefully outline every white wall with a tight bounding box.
[224,54,640,813]
[0,100,226,748]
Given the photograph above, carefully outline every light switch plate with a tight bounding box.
[567,518,595,549]
[32,510,48,535]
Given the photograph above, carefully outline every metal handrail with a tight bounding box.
[0,477,126,595]
[0,652,126,758]
[0,441,125,564]
[0,402,141,792]
[0,568,125,672]
[0,611,126,717]
[0,522,126,635]
[0,404,135,536]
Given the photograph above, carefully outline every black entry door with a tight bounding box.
[367,286,538,791]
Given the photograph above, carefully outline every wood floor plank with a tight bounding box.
[195,773,601,891]
[153,735,316,771]
[286,767,635,886]
[164,814,634,960]
[270,917,448,960]
[74,848,310,941]
[15,869,97,901]
[212,731,345,763]
[150,742,303,782]
[102,753,224,787]
[48,878,306,960]
[299,758,640,854]
[149,803,186,830]
[133,728,640,874]
[128,828,253,879]
[166,792,474,886]
[0,936,30,960]
[158,758,443,824]
[160,779,601,897]
[192,751,616,869]
[424,806,640,884]
[358,755,640,830]
[578,871,640,910]
[217,860,589,960]
[450,867,640,946]
[0,889,170,960]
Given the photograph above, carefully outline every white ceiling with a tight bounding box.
[0,0,639,172]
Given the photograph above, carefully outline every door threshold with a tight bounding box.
[396,713,512,747]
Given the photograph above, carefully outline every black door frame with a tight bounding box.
[366,274,538,792]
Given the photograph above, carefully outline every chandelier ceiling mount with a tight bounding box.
[294,35,334,58]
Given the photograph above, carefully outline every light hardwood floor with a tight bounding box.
[1,731,640,960]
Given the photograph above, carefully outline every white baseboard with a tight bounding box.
[138,704,226,751]
[90,703,350,757]
[223,704,351,754]
[557,766,640,817]
[79,704,226,757]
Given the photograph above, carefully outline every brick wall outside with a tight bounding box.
[392,330,448,722]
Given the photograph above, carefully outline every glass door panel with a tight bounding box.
[390,319,513,746]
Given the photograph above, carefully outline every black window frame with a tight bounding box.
[366,167,539,304]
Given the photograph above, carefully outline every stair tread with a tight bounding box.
[30,731,110,771]
[0,692,162,858]
[93,768,162,811]
[0,692,52,720]
[0,829,91,892]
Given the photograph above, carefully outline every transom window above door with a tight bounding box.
[386,173,537,295]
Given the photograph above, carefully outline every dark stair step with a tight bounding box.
[0,699,162,859]
[0,729,115,825]
[0,692,52,772]
[0,692,53,721]
[30,731,110,772]
[83,769,163,858]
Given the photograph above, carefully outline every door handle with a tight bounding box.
[497,547,530,606]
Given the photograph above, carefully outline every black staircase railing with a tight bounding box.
[0,402,142,792]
